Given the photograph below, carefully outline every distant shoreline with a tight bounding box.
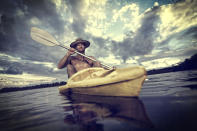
[148,53,197,75]
[147,68,197,75]
[0,81,66,93]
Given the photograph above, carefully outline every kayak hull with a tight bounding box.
[59,66,146,97]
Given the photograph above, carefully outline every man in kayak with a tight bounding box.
[58,38,101,78]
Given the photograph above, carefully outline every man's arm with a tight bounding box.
[57,48,75,69]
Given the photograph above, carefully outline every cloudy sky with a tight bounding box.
[0,0,197,80]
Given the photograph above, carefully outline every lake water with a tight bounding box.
[0,70,197,131]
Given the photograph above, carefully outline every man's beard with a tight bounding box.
[78,49,85,54]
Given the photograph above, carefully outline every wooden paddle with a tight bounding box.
[30,27,113,70]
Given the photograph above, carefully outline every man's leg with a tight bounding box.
[67,64,76,78]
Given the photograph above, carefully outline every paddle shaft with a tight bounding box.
[59,44,113,70]
[34,33,113,70]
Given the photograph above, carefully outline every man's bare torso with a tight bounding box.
[70,56,92,72]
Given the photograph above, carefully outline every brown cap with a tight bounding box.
[70,38,90,48]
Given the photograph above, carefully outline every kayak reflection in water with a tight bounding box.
[58,38,101,78]
[63,95,154,130]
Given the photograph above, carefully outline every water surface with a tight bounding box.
[0,70,197,131]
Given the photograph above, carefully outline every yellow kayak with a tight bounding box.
[59,66,147,97]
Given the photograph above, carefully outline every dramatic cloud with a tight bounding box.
[156,0,197,43]
[111,6,160,62]
[0,0,196,78]
[0,0,65,60]
[109,0,197,63]
[112,3,140,33]
[0,53,67,79]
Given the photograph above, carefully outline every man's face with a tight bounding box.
[75,43,85,52]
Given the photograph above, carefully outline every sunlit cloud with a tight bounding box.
[0,53,22,62]
[156,0,197,43]
[125,58,139,64]
[98,54,122,65]
[0,53,56,70]
[154,2,159,7]
[141,57,182,70]
[52,0,68,13]
[82,0,108,37]
[16,9,25,17]
[111,3,141,38]
[29,17,42,25]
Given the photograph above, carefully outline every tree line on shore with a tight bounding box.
[147,53,197,75]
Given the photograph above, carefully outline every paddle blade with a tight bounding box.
[31,27,60,46]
